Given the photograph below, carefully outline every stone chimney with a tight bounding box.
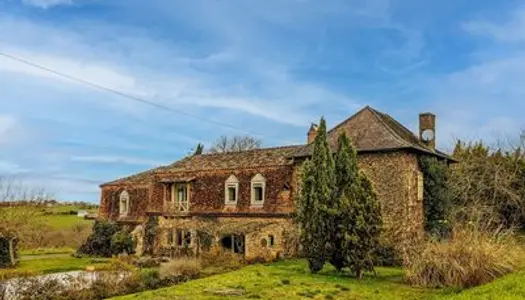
[307,123,318,144]
[419,112,436,149]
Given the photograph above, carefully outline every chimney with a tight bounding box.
[307,123,318,144]
[419,112,436,149]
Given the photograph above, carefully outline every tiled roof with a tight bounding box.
[292,106,454,160]
[102,106,454,186]
[101,145,301,186]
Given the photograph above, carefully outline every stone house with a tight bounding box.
[99,106,453,259]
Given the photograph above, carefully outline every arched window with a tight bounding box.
[251,173,266,206]
[119,190,130,216]
[225,175,239,205]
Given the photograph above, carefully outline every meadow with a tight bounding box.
[111,259,525,300]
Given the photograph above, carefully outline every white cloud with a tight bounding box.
[0,115,18,146]
[70,155,165,166]
[462,6,525,42]
[21,0,72,9]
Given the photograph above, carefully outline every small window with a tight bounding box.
[119,190,130,216]
[251,173,266,206]
[225,175,239,205]
[176,229,192,247]
[167,230,174,245]
[253,185,264,201]
[172,184,189,211]
[268,235,275,247]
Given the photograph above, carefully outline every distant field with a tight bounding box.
[0,254,110,280]
[1,203,98,250]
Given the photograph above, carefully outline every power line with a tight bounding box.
[0,51,292,142]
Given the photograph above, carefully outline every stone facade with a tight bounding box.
[98,106,452,260]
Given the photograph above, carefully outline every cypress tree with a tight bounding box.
[329,132,382,278]
[330,133,359,271]
[296,117,335,273]
[352,173,382,279]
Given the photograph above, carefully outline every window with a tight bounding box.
[175,229,192,247]
[417,171,424,201]
[225,175,239,205]
[119,190,130,216]
[167,230,174,245]
[172,184,189,212]
[251,173,266,206]
[268,235,275,247]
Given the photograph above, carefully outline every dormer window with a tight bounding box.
[251,173,266,207]
[225,175,239,206]
[119,190,130,216]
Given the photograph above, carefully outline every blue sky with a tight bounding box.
[1,0,525,202]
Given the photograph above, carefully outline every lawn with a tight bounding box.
[0,254,110,280]
[111,260,525,300]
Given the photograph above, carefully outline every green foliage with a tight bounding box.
[419,156,452,238]
[296,118,335,273]
[77,220,120,257]
[329,133,382,278]
[330,133,360,272]
[110,229,135,255]
[450,140,525,229]
[193,143,204,155]
[144,216,159,255]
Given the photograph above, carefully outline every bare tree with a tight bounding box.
[0,176,54,266]
[208,135,263,153]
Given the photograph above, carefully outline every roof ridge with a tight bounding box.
[192,144,303,158]
[327,105,370,134]
[366,107,413,148]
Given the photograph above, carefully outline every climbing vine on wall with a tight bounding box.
[144,216,159,255]
[419,156,452,238]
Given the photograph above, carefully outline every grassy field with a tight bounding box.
[111,260,525,300]
[0,254,110,280]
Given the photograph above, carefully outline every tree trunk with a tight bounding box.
[8,238,15,266]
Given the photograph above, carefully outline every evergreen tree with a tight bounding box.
[330,133,359,271]
[296,117,335,273]
[329,133,382,278]
[351,173,382,279]
[193,143,204,155]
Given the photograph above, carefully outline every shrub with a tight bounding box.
[159,258,202,280]
[200,248,244,271]
[77,221,120,257]
[110,230,134,255]
[405,227,524,288]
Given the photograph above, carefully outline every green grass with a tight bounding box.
[40,214,93,229]
[111,260,454,300]
[110,260,525,300]
[449,270,525,300]
[20,247,76,256]
[0,255,111,280]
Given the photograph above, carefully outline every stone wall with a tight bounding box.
[358,151,423,245]
[156,216,295,260]
[99,184,150,223]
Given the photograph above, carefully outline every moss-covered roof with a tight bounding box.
[292,106,454,160]
[101,145,300,186]
[101,106,453,187]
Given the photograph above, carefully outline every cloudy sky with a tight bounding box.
[1,0,524,202]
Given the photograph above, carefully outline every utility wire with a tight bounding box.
[0,51,292,142]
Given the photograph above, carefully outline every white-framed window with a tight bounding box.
[251,173,266,206]
[172,183,190,212]
[225,175,239,205]
[119,190,130,216]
